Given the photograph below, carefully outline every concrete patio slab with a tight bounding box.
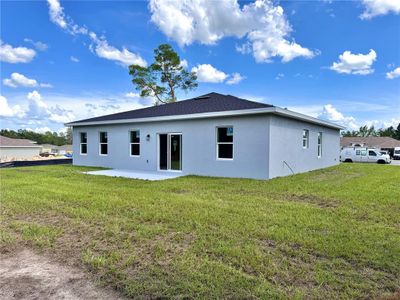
[83,169,182,181]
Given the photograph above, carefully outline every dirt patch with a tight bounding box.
[285,194,339,208]
[0,249,126,300]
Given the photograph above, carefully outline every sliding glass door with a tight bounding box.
[159,133,182,171]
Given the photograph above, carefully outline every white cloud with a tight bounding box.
[275,73,284,80]
[47,0,67,28]
[46,0,146,67]
[149,0,315,63]
[386,67,400,79]
[226,72,246,85]
[70,56,79,62]
[23,38,48,51]
[360,0,400,19]
[27,127,53,134]
[0,95,25,118]
[89,33,147,67]
[3,73,52,88]
[125,92,140,98]
[330,49,377,75]
[26,90,75,123]
[191,64,228,83]
[318,104,358,130]
[0,40,36,63]
[179,59,188,68]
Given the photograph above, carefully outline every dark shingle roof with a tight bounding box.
[71,92,273,124]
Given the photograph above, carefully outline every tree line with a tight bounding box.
[0,128,72,146]
[342,123,400,139]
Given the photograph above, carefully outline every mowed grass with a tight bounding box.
[0,164,399,299]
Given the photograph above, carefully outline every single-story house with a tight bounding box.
[341,136,400,157]
[66,93,343,180]
[0,135,42,161]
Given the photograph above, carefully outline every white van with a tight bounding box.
[394,147,400,160]
[340,147,391,164]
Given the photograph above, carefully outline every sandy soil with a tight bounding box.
[0,249,125,300]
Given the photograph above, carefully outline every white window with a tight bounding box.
[130,130,140,156]
[317,132,322,157]
[80,132,87,155]
[99,132,108,156]
[302,129,309,149]
[217,126,233,159]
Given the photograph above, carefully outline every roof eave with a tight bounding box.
[65,107,344,130]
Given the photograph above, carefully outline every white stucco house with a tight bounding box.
[66,93,343,180]
[0,136,42,161]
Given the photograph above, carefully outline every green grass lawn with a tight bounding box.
[0,164,399,299]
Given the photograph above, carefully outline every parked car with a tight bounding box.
[394,147,400,160]
[340,147,391,164]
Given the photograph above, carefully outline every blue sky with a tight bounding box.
[1,0,399,133]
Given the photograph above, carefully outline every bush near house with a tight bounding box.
[0,164,399,299]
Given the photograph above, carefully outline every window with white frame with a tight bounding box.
[317,132,322,157]
[99,132,108,155]
[80,132,87,155]
[302,129,309,148]
[217,126,233,159]
[130,130,140,156]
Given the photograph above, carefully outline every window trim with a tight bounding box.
[99,131,108,156]
[317,132,322,158]
[216,126,234,161]
[302,129,309,149]
[129,129,140,157]
[79,132,87,155]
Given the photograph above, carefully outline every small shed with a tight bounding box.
[0,136,42,161]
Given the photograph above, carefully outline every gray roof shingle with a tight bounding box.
[71,92,273,124]
[0,136,41,147]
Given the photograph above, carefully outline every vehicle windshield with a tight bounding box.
[395,150,400,155]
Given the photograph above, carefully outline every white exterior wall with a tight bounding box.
[72,114,340,180]
[73,115,271,179]
[0,147,42,160]
[268,115,340,179]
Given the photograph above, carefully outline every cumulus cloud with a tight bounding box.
[0,95,25,118]
[360,0,400,19]
[125,92,140,98]
[23,38,48,51]
[46,0,146,66]
[386,67,400,79]
[318,104,358,130]
[275,73,284,80]
[191,64,245,84]
[226,73,246,85]
[26,90,75,123]
[0,40,36,63]
[149,0,315,63]
[3,73,52,88]
[330,49,377,75]
[88,33,147,67]
[179,59,188,68]
[191,64,228,83]
[70,56,79,62]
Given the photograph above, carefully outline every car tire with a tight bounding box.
[344,159,353,163]
[377,160,386,164]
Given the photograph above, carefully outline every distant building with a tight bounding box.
[0,136,42,161]
[40,144,73,155]
[341,136,400,156]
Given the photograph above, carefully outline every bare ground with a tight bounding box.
[0,249,125,300]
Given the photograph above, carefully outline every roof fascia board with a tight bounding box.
[66,106,344,129]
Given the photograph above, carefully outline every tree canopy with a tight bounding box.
[341,123,400,139]
[128,44,197,105]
